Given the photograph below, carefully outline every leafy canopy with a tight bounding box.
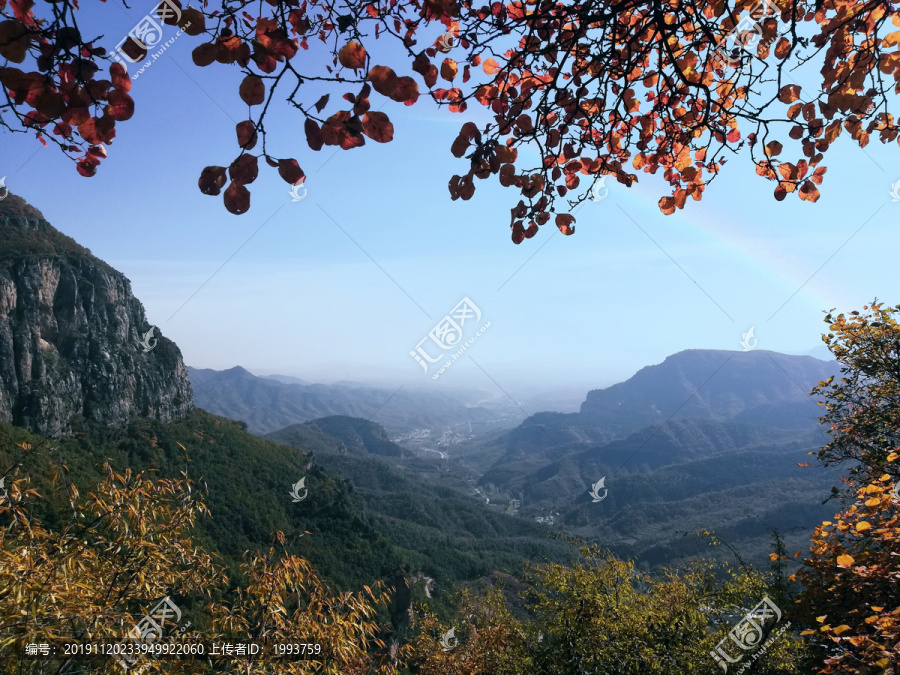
[2,0,898,240]
[793,301,900,674]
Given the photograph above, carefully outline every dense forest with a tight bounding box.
[2,302,900,673]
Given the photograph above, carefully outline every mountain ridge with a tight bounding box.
[0,193,192,438]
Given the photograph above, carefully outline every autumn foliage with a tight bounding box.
[0,447,405,674]
[2,0,899,240]
[792,302,900,673]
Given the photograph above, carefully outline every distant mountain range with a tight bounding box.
[448,349,842,568]
[187,365,526,435]
[482,349,839,458]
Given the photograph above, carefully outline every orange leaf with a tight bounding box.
[778,85,802,104]
[441,58,458,82]
[338,40,367,69]
[483,58,501,75]
[883,31,900,48]
[836,553,854,567]
[659,196,676,215]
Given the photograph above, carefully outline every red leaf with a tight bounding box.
[239,75,265,106]
[76,157,98,177]
[362,111,393,143]
[236,120,257,150]
[107,89,134,121]
[314,94,329,113]
[198,166,227,195]
[78,115,115,145]
[224,181,250,215]
[555,213,575,235]
[0,20,29,63]
[34,90,65,118]
[390,76,419,104]
[304,118,323,151]
[110,62,131,92]
[118,36,148,63]
[62,106,89,126]
[412,52,438,88]
[192,43,217,67]
[229,154,258,184]
[179,7,206,36]
[277,158,305,184]
[367,65,397,97]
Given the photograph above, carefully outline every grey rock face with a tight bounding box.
[0,193,192,437]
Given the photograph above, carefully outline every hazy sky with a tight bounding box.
[2,2,898,399]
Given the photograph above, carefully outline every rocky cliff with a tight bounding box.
[0,193,192,437]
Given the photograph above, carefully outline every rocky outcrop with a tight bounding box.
[0,193,192,438]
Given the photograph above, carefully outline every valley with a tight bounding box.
[190,347,844,573]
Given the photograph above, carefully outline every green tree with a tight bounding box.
[409,544,810,673]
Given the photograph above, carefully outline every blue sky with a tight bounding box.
[2,2,898,401]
